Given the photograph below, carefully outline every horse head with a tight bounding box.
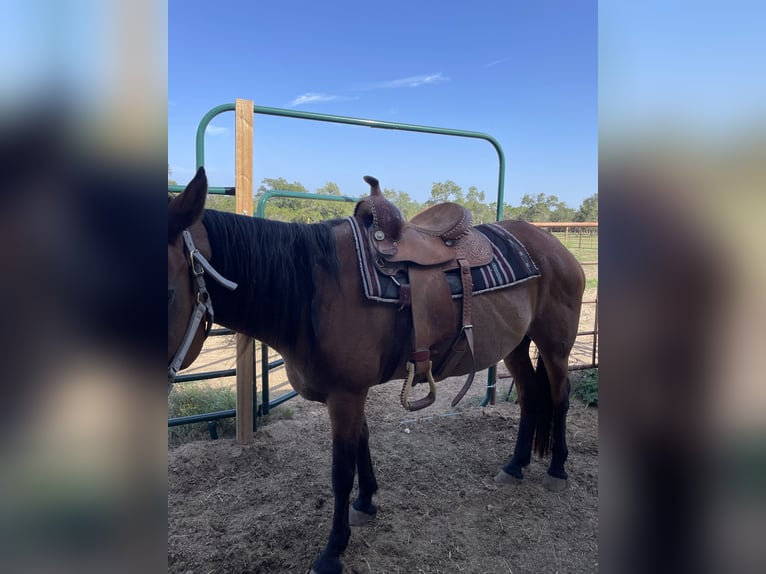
[167,168,237,387]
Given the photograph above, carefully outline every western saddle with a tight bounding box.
[354,176,493,411]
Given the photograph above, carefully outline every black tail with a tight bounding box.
[533,357,553,458]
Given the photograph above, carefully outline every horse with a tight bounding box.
[167,168,585,574]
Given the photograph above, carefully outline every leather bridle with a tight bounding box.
[168,229,238,391]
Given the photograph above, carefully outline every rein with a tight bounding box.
[168,229,238,389]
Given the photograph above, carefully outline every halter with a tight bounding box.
[168,229,238,389]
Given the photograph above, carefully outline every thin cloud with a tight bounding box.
[360,73,449,90]
[287,92,354,107]
[206,124,228,136]
[484,57,510,68]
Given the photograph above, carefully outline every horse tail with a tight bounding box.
[533,356,553,458]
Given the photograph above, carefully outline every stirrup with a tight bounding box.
[400,361,437,411]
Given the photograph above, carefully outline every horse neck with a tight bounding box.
[201,209,336,351]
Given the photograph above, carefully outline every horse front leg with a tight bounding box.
[310,391,367,574]
[349,415,378,525]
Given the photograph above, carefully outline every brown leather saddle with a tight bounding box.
[354,176,493,411]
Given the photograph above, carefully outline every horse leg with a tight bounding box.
[349,414,379,526]
[536,350,571,493]
[496,337,538,484]
[310,391,367,574]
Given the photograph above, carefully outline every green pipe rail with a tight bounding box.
[168,103,509,436]
[192,102,507,221]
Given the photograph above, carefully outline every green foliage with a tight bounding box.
[515,192,577,222]
[575,193,598,222]
[205,194,235,212]
[230,175,597,228]
[254,178,355,222]
[503,382,518,403]
[427,180,463,205]
[572,369,598,407]
[255,177,309,221]
[464,186,495,224]
[383,188,420,219]
[168,384,238,445]
[314,182,355,220]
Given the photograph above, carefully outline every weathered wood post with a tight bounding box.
[234,98,255,444]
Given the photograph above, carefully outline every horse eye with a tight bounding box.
[168,288,175,307]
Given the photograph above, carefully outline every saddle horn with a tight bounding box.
[363,175,381,196]
[354,176,404,250]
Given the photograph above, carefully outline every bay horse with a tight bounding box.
[168,168,585,574]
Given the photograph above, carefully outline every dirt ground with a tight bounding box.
[168,372,598,573]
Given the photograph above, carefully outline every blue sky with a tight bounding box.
[169,0,597,207]
[599,1,766,137]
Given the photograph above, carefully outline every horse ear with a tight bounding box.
[169,167,207,242]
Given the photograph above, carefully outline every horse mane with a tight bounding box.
[200,209,341,349]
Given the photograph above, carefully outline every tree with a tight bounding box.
[383,188,421,219]
[464,186,494,224]
[315,182,355,220]
[518,193,555,222]
[550,199,576,222]
[427,180,463,206]
[514,193,575,222]
[255,177,309,221]
[168,163,177,185]
[205,194,235,213]
[575,193,598,222]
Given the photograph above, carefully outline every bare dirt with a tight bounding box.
[168,372,598,573]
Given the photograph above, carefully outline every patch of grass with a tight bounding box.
[168,383,237,446]
[167,385,298,446]
[585,276,598,290]
[260,405,295,423]
[502,381,518,403]
[571,368,598,407]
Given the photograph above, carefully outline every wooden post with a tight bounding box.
[235,98,254,216]
[235,98,255,444]
[236,334,255,443]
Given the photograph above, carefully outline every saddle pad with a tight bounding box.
[347,216,541,304]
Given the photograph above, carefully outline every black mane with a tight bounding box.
[201,209,341,349]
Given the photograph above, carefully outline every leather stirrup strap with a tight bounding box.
[408,265,454,375]
[450,259,477,407]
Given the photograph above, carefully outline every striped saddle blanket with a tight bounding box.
[347,216,541,304]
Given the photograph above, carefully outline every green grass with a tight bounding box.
[168,383,237,446]
[167,383,298,446]
[571,368,598,407]
[550,230,598,291]
[551,230,598,263]
[502,381,518,403]
[259,405,295,424]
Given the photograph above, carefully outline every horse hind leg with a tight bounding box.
[496,337,538,484]
[535,347,572,493]
[349,414,379,526]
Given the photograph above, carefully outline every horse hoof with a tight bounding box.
[349,504,376,526]
[542,474,568,492]
[494,469,523,485]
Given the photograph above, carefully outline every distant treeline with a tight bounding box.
[195,176,598,223]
